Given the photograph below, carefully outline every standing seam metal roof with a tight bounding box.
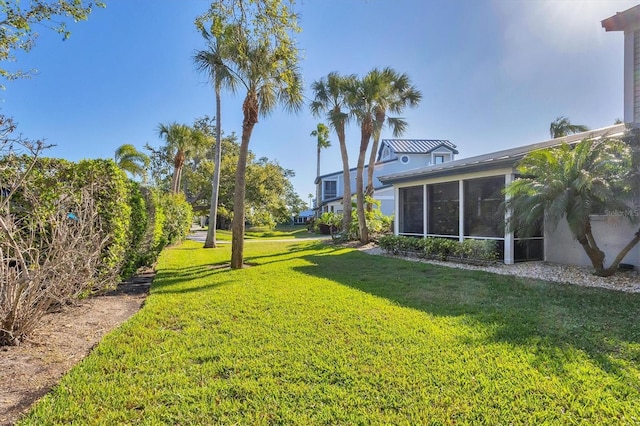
[381,139,458,155]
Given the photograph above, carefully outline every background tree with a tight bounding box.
[198,0,303,269]
[194,20,238,248]
[0,0,104,85]
[549,116,589,138]
[310,72,355,233]
[156,122,208,194]
[114,144,149,183]
[365,68,421,208]
[505,137,639,277]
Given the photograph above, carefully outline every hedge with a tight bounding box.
[378,235,498,264]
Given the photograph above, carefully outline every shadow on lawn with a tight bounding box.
[295,249,640,376]
[151,264,234,295]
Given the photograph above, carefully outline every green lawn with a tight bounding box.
[20,240,640,424]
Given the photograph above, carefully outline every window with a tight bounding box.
[463,176,504,238]
[400,155,410,164]
[428,182,459,235]
[323,180,337,199]
[434,155,445,164]
[399,186,424,234]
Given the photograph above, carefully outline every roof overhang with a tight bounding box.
[602,4,640,32]
[379,124,628,185]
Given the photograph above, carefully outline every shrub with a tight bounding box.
[158,192,193,246]
[378,235,498,264]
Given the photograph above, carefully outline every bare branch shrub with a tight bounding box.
[0,115,113,346]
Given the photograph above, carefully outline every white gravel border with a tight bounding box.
[359,246,640,293]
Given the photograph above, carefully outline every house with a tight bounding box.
[376,4,640,269]
[292,209,314,225]
[314,139,458,216]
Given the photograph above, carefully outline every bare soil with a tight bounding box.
[0,271,154,426]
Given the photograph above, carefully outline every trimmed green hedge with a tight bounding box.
[378,235,498,264]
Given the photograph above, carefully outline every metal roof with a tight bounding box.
[378,124,628,185]
[379,139,458,157]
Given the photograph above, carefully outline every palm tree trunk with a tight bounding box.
[316,145,321,180]
[603,227,640,276]
[204,86,223,249]
[576,221,607,276]
[171,150,186,193]
[356,120,372,244]
[231,93,258,269]
[337,124,352,234]
[365,132,380,212]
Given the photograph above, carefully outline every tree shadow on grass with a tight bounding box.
[151,264,235,295]
[294,249,640,377]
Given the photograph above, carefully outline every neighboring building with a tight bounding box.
[377,4,640,269]
[602,4,640,125]
[315,139,458,216]
[293,209,314,225]
[378,124,639,268]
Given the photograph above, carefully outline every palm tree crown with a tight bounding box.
[114,144,149,182]
[549,116,589,138]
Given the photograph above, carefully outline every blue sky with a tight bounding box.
[2,0,636,202]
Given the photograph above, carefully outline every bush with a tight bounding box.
[158,192,193,246]
[378,235,498,264]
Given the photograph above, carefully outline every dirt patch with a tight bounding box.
[0,271,154,426]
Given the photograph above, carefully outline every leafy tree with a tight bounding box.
[365,68,421,206]
[505,137,639,277]
[0,0,104,85]
[198,0,303,269]
[310,72,356,233]
[194,20,238,248]
[348,68,419,244]
[549,116,589,138]
[114,144,149,183]
[156,122,209,194]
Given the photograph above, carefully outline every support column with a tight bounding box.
[504,173,515,265]
[458,180,464,242]
[394,186,400,235]
[423,184,428,238]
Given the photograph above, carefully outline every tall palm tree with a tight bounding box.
[114,143,149,183]
[348,68,418,243]
[505,137,639,276]
[365,68,422,207]
[194,21,238,249]
[226,31,303,269]
[310,123,330,179]
[310,72,356,233]
[310,122,330,212]
[156,122,207,194]
[549,116,589,138]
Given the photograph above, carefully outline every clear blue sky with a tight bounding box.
[2,0,636,202]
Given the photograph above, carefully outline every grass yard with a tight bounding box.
[19,240,640,424]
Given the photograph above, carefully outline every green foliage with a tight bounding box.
[378,235,498,263]
[121,181,149,277]
[0,0,104,85]
[20,240,640,424]
[158,192,193,246]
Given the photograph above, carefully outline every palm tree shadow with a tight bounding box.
[294,249,640,377]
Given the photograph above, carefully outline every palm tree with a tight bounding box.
[365,67,422,208]
[310,72,356,233]
[114,144,149,183]
[348,68,419,243]
[505,137,639,276]
[226,31,303,269]
[194,21,238,249]
[310,122,330,212]
[549,116,589,138]
[310,123,330,179]
[156,122,207,194]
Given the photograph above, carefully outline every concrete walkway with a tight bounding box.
[187,229,331,244]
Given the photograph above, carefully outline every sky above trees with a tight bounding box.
[1,0,635,200]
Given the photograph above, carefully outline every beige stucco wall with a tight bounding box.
[545,215,640,269]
